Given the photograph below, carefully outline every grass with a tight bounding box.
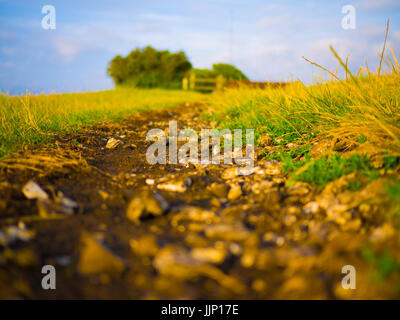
[386,180,400,219]
[0,87,206,158]
[283,153,399,190]
[207,38,400,194]
[387,180,400,204]
[208,46,400,156]
[261,143,311,161]
[362,247,400,285]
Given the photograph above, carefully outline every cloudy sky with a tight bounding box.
[1,0,399,94]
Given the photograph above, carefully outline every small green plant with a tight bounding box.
[285,154,399,190]
[346,180,362,191]
[357,135,367,144]
[387,180,400,204]
[383,155,400,170]
[288,144,311,159]
[292,154,349,189]
[263,143,310,161]
[362,247,400,283]
[281,151,311,173]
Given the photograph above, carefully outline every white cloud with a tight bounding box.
[257,44,288,56]
[52,37,81,60]
[359,25,386,38]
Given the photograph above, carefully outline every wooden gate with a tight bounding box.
[182,74,226,92]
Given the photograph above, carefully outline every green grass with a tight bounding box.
[387,180,400,204]
[291,154,369,189]
[207,45,400,194]
[282,153,399,190]
[362,247,400,284]
[0,88,206,158]
[386,180,400,218]
[346,180,362,191]
[208,47,400,156]
[262,143,311,161]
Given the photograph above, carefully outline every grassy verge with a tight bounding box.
[0,87,206,158]
[207,44,400,206]
[208,49,400,154]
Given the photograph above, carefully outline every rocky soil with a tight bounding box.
[0,103,399,299]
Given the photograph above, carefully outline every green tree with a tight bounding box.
[107,46,192,89]
[212,63,249,80]
[191,63,248,80]
[190,68,216,79]
[107,55,128,85]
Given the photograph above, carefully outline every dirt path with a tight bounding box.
[0,103,396,299]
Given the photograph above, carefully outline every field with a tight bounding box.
[1,47,400,299]
[0,88,206,158]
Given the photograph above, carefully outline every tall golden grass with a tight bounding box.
[208,43,400,155]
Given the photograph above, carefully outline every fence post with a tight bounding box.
[216,75,225,92]
[189,73,196,90]
[182,77,188,90]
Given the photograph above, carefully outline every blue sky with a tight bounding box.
[1,0,400,94]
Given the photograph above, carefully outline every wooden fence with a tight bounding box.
[182,74,287,92]
[182,74,225,92]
